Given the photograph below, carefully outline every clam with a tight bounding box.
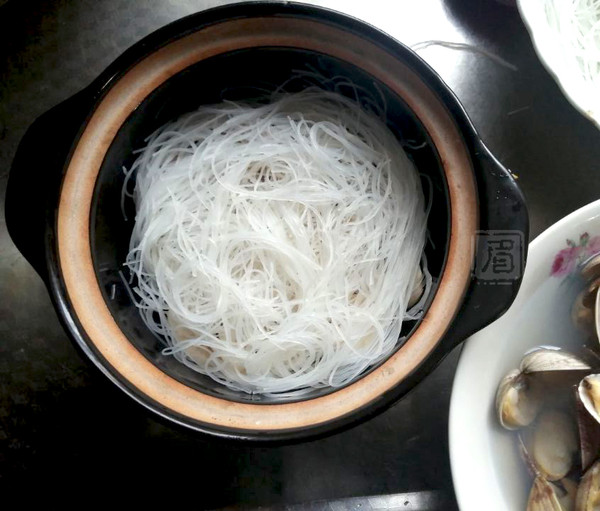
[561,478,579,511]
[520,348,592,374]
[525,477,577,511]
[596,289,600,346]
[497,369,543,429]
[581,253,600,283]
[519,431,542,479]
[575,390,600,472]
[579,375,600,425]
[526,477,568,511]
[575,460,600,511]
[495,252,600,509]
[572,280,600,337]
[573,290,595,335]
[521,410,579,482]
[521,348,592,409]
[572,250,600,341]
[496,349,592,430]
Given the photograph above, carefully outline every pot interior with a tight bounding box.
[90,47,450,404]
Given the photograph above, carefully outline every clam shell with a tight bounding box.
[496,369,542,429]
[572,279,600,342]
[581,253,600,283]
[523,410,578,482]
[579,375,600,425]
[595,288,600,345]
[560,478,578,511]
[575,389,600,472]
[520,348,591,374]
[573,289,596,335]
[526,477,565,511]
[519,431,542,479]
[575,460,600,511]
[586,280,600,309]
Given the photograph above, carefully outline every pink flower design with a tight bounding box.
[551,246,582,276]
[550,232,600,278]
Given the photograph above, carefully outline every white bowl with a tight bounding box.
[517,0,600,128]
[449,199,600,511]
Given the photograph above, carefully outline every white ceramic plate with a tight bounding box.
[517,0,600,128]
[449,199,600,511]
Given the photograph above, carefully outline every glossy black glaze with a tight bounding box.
[5,89,94,283]
[5,1,527,441]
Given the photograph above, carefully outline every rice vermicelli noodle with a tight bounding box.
[124,88,429,396]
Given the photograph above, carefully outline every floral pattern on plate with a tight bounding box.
[551,232,600,277]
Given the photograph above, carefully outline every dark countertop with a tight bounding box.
[1,0,599,507]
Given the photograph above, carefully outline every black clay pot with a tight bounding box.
[5,1,528,442]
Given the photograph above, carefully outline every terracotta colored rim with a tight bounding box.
[57,16,477,432]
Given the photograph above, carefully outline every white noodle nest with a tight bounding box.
[523,0,600,123]
[124,89,428,396]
